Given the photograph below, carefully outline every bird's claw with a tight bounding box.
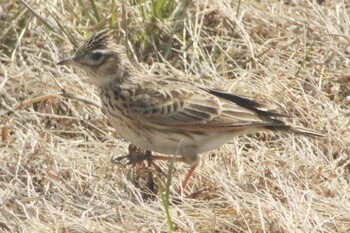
[111,144,152,166]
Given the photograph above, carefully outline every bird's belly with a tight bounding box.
[108,117,191,154]
[135,130,234,155]
[102,93,239,155]
[109,116,234,156]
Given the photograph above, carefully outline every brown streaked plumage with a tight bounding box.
[57,29,323,193]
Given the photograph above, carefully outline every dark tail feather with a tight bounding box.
[206,88,323,138]
[266,125,324,137]
[206,89,291,119]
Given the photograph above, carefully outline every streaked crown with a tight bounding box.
[58,29,133,87]
[75,29,115,57]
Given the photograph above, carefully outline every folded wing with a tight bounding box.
[126,79,286,131]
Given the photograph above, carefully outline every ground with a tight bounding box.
[0,0,350,232]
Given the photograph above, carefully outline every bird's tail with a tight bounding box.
[266,125,324,137]
[289,126,324,137]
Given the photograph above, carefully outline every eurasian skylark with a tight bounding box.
[57,30,322,192]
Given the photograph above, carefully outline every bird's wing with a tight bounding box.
[125,79,284,131]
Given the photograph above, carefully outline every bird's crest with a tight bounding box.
[76,29,115,56]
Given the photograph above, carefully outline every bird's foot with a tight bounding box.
[112,144,167,199]
[112,144,153,166]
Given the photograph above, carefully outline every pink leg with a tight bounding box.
[143,155,197,195]
[177,165,197,195]
[119,145,199,195]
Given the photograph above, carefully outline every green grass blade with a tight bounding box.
[90,0,101,22]
[150,0,156,20]
[20,0,55,32]
[236,0,241,17]
[164,0,189,59]
[160,158,175,232]
[295,40,315,77]
[109,0,116,28]
[65,2,83,25]
[77,0,95,24]
[155,0,166,19]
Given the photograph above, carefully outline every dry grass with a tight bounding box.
[1,0,350,232]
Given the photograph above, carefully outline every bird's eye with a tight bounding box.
[91,52,103,61]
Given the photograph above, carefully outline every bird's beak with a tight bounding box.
[57,56,76,66]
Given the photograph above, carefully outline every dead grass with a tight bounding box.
[1,0,350,232]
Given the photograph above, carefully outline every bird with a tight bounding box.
[57,29,323,194]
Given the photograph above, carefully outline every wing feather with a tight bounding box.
[126,78,277,131]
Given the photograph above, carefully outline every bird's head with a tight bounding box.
[57,29,131,87]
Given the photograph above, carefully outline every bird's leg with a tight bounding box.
[177,165,197,194]
[114,144,200,195]
[149,151,201,195]
[112,144,159,196]
[113,144,187,177]
[150,154,199,195]
[176,150,200,195]
[113,144,152,165]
